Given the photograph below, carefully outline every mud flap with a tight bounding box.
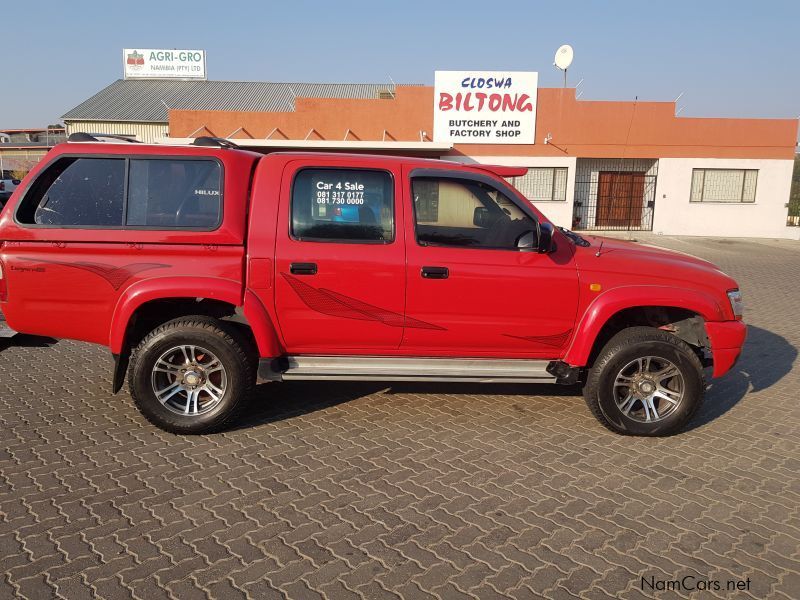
[112,351,130,394]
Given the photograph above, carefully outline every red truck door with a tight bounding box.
[269,159,407,352]
[401,167,580,358]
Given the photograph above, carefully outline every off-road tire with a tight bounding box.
[128,316,255,434]
[583,326,705,436]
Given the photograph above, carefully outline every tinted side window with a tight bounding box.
[18,158,125,226]
[127,159,222,228]
[292,169,393,242]
[412,177,536,249]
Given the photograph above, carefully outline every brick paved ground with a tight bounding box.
[1,235,798,600]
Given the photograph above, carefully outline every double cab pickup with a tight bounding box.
[0,136,747,436]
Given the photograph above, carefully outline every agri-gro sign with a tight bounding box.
[433,71,538,144]
[123,49,206,80]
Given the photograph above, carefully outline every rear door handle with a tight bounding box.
[421,266,449,279]
[290,262,318,275]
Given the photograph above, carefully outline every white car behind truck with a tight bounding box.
[0,171,22,207]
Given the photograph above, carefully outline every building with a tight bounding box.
[61,79,406,144]
[63,78,800,239]
[0,128,66,175]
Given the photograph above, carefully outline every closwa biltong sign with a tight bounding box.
[433,71,538,144]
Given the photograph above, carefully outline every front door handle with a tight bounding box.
[421,266,449,279]
[290,262,318,275]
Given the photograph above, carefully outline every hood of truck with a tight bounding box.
[572,235,739,298]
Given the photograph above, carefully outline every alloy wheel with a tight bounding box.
[612,356,685,423]
[151,344,228,416]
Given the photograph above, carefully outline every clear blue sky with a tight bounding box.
[1,0,798,128]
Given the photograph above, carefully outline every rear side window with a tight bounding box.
[18,158,125,226]
[17,156,222,229]
[291,168,393,242]
[127,159,221,228]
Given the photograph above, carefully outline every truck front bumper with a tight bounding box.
[706,320,747,378]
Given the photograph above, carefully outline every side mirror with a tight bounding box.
[537,222,555,253]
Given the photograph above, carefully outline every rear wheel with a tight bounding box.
[128,317,254,434]
[583,326,705,436]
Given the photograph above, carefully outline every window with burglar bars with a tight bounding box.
[690,169,757,203]
[507,167,568,202]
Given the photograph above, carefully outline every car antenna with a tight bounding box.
[595,239,604,257]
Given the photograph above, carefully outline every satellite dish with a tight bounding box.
[554,45,574,70]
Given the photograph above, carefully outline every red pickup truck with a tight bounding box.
[0,136,746,436]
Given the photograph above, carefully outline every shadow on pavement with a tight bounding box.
[0,333,58,352]
[237,381,391,430]
[239,324,795,433]
[239,377,580,431]
[687,324,797,430]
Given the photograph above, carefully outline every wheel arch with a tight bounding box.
[109,278,283,393]
[564,286,724,368]
[110,277,243,353]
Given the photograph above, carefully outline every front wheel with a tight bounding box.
[128,317,255,434]
[583,326,705,436]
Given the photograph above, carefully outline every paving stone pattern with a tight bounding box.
[1,236,798,599]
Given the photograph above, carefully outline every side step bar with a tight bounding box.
[259,356,557,384]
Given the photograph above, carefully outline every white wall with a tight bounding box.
[653,158,797,239]
[446,154,798,239]
[65,121,169,144]
[444,155,578,228]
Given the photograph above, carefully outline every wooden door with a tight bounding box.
[597,172,645,228]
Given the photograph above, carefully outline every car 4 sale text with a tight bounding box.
[314,179,365,219]
[316,180,365,203]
